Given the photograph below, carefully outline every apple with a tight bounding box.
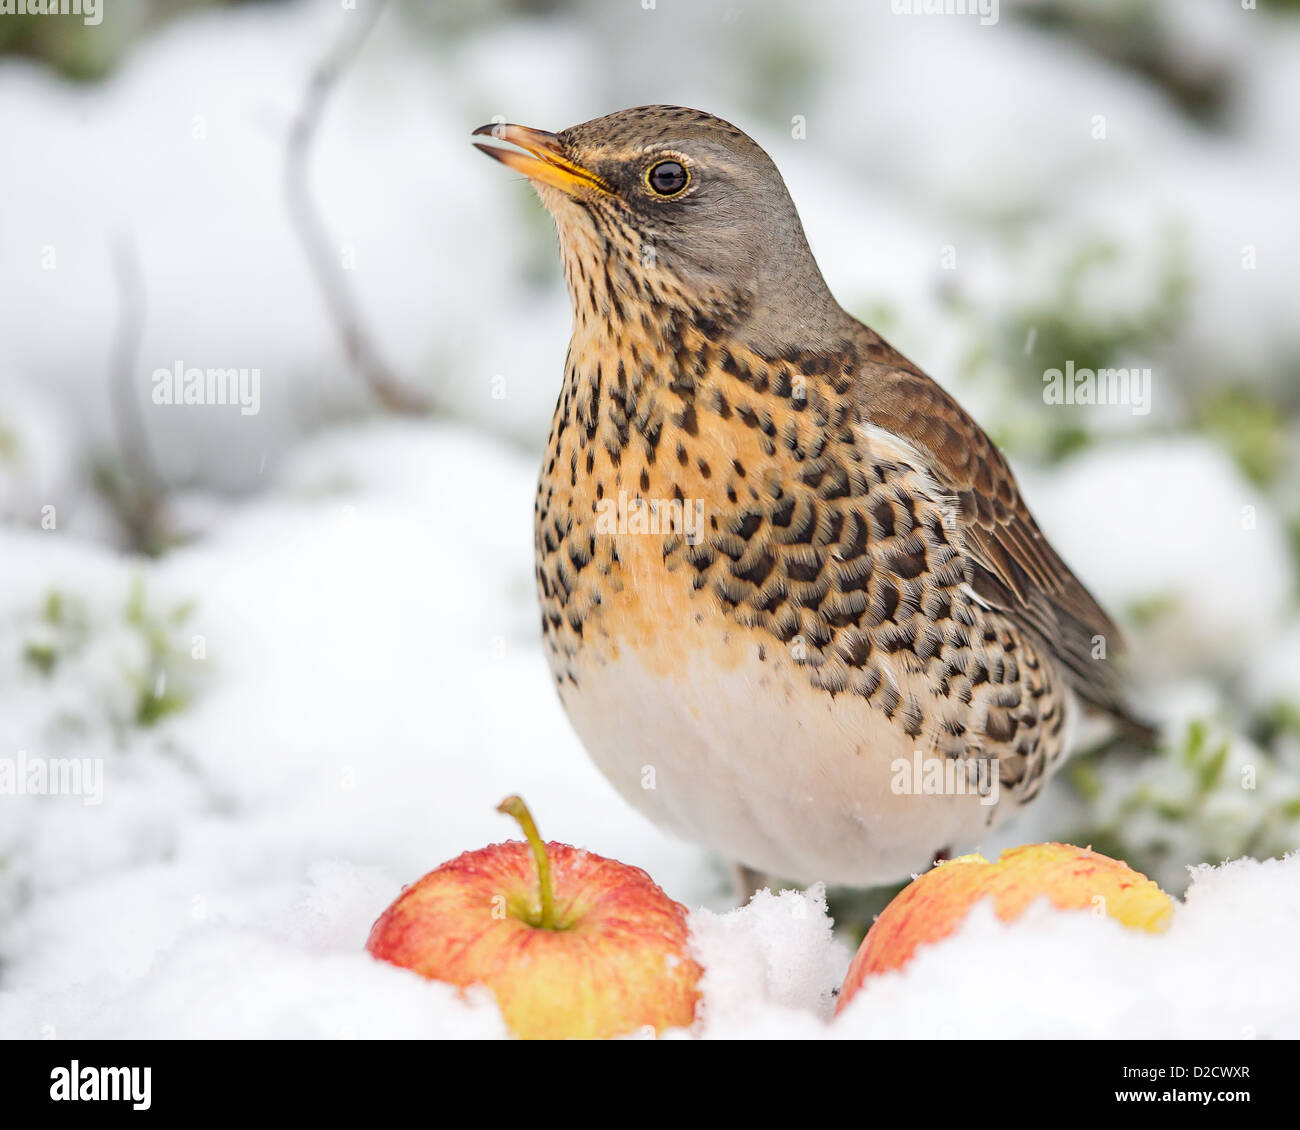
[836,842,1173,1014]
[366,795,702,1039]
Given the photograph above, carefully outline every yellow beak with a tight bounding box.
[472,123,612,197]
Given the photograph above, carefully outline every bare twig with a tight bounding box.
[286,0,428,416]
[107,231,170,554]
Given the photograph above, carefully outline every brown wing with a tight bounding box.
[854,347,1144,732]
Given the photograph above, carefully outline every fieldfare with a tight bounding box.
[473,106,1147,891]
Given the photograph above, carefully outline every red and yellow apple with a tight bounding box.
[837,842,1173,1014]
[366,796,702,1039]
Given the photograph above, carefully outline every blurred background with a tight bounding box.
[2,0,1299,1034]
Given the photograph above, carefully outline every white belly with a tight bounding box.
[555,638,1016,887]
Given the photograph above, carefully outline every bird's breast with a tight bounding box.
[535,323,1070,811]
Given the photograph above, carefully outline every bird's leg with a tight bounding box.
[731,862,769,906]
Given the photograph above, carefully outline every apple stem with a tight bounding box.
[497,795,556,930]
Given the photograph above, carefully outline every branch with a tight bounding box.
[286,0,429,416]
[107,231,171,554]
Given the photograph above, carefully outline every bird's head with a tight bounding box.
[473,105,843,350]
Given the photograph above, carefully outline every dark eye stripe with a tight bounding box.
[647,160,689,196]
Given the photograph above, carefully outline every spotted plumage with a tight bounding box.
[475,106,1143,887]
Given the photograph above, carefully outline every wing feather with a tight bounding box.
[854,349,1142,730]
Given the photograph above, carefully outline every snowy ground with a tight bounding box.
[3,0,1299,1037]
[2,420,1297,1039]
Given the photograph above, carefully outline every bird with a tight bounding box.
[472,106,1149,896]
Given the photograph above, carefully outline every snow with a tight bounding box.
[687,885,850,1037]
[2,0,1299,1039]
[1022,438,1294,682]
[3,420,1298,1039]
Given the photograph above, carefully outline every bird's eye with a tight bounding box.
[646,160,689,197]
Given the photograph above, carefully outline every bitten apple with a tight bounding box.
[366,796,702,1039]
[837,842,1173,1014]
